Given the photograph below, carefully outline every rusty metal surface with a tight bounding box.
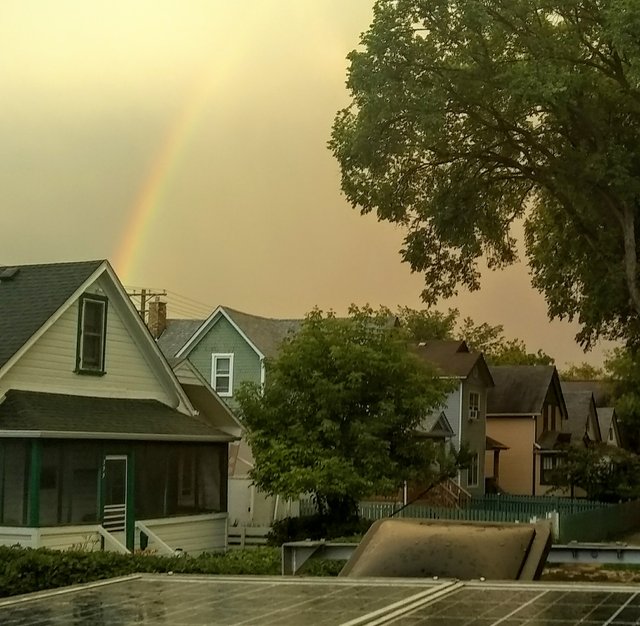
[340,518,552,580]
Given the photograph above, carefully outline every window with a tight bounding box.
[135,443,227,518]
[467,453,479,487]
[211,353,234,396]
[541,455,562,485]
[468,391,480,420]
[76,295,107,374]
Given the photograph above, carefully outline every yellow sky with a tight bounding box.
[0,0,615,367]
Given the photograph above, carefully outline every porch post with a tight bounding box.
[28,440,41,527]
[126,451,135,551]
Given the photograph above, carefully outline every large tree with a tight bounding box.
[236,307,456,522]
[331,0,640,347]
[548,443,640,501]
[397,307,553,364]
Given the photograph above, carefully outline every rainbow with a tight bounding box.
[113,73,216,283]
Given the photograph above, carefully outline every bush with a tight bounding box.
[0,546,282,598]
[267,515,372,546]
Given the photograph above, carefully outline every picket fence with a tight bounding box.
[300,494,607,524]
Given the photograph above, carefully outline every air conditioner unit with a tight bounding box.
[469,408,479,420]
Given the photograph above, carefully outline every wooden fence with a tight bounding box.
[227,526,270,548]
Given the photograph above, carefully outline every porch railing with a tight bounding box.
[97,526,129,554]
[135,521,175,555]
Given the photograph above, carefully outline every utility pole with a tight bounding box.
[126,288,166,322]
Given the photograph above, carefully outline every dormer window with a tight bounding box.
[76,295,107,374]
[469,391,480,420]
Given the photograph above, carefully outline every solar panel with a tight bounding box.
[0,575,638,625]
[386,583,640,625]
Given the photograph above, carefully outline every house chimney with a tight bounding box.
[148,298,167,339]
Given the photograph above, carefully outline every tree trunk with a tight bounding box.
[621,205,640,319]
[324,495,359,524]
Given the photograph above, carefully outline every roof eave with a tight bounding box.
[0,429,238,442]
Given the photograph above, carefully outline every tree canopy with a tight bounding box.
[548,443,640,502]
[236,307,457,522]
[396,307,553,365]
[560,362,605,381]
[331,0,640,347]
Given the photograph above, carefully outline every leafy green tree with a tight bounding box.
[561,362,605,381]
[396,306,458,341]
[605,347,640,451]
[331,0,640,347]
[236,307,456,523]
[548,444,640,502]
[457,317,553,365]
[397,308,554,364]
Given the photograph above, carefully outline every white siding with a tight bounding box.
[1,281,173,404]
[135,514,227,554]
[38,526,102,551]
[0,527,36,548]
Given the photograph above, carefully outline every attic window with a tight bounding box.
[469,391,480,420]
[76,295,108,375]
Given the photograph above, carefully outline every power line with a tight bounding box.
[126,287,167,322]
[165,289,214,311]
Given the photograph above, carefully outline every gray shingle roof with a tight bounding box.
[597,407,615,438]
[0,260,103,369]
[561,387,596,441]
[223,307,302,358]
[0,390,231,440]
[536,430,571,450]
[487,365,557,415]
[159,306,303,360]
[560,380,612,407]
[157,319,205,361]
[413,340,490,380]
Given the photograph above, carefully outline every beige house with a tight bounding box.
[414,340,494,497]
[485,365,568,496]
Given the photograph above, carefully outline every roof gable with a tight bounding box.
[0,260,194,415]
[157,319,205,362]
[487,365,562,415]
[561,386,602,443]
[0,260,103,369]
[560,380,612,407]
[174,305,302,361]
[413,340,494,385]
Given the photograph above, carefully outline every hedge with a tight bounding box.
[0,546,281,598]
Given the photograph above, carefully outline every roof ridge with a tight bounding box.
[0,259,105,270]
[221,305,303,323]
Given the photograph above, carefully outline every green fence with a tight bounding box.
[470,494,608,518]
[300,495,637,542]
[358,501,535,523]
[558,499,640,543]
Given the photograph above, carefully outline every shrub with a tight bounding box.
[0,546,282,598]
[267,515,372,546]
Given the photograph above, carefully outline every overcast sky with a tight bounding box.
[0,0,615,367]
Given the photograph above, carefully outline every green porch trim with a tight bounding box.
[126,450,135,551]
[28,440,42,526]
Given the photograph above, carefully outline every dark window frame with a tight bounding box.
[75,294,108,375]
[540,454,563,485]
